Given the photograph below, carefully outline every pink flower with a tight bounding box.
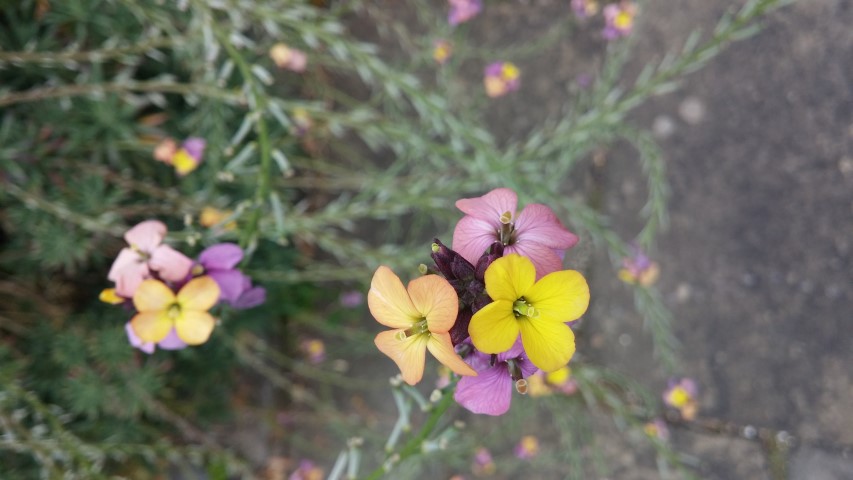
[448,0,482,26]
[452,188,579,279]
[603,1,637,40]
[107,220,193,298]
[483,62,520,98]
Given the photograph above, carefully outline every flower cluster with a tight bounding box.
[663,377,699,420]
[483,62,521,98]
[569,0,637,40]
[102,220,265,353]
[154,137,206,176]
[618,244,660,286]
[367,188,589,415]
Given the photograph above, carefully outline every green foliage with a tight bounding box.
[0,0,794,478]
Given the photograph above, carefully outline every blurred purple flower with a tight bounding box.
[339,290,364,308]
[603,1,637,40]
[514,435,540,459]
[571,0,599,19]
[448,0,482,26]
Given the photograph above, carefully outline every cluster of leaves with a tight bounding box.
[0,0,792,478]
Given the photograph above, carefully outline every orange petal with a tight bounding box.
[133,279,176,312]
[407,274,458,333]
[177,276,220,311]
[518,318,575,372]
[427,333,476,377]
[484,254,536,302]
[368,266,420,329]
[174,310,216,345]
[374,329,428,385]
[131,311,172,343]
[468,300,519,354]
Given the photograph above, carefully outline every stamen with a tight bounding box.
[489,354,497,367]
[498,215,514,245]
[515,379,529,395]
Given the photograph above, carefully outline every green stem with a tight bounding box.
[361,385,457,480]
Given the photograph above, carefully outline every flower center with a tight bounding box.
[400,318,429,339]
[130,244,151,262]
[167,303,182,319]
[512,298,538,318]
[498,211,517,245]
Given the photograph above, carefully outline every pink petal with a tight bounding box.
[158,328,188,350]
[455,188,517,223]
[149,245,193,282]
[452,216,499,266]
[109,250,150,298]
[454,363,513,415]
[514,204,579,250]
[505,243,564,279]
[124,220,167,251]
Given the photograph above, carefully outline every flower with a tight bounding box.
[433,39,452,64]
[453,188,579,279]
[194,243,266,309]
[339,290,364,308]
[153,138,177,163]
[469,254,589,372]
[172,137,206,176]
[644,418,670,441]
[448,0,482,26]
[291,108,313,137]
[125,322,186,354]
[514,435,540,459]
[663,377,699,421]
[288,459,323,480]
[431,238,503,345]
[199,207,237,231]
[301,338,326,364]
[471,447,495,476]
[618,244,660,286]
[603,1,637,40]
[99,288,125,305]
[455,339,538,415]
[545,365,579,395]
[483,62,521,98]
[107,220,193,298]
[270,43,307,72]
[368,266,477,385]
[571,0,599,19]
[130,276,220,345]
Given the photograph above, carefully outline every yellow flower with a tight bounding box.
[368,266,477,385]
[130,277,220,345]
[469,254,589,372]
[200,206,237,231]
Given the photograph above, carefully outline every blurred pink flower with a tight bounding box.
[433,39,453,65]
[448,0,482,26]
[644,418,670,441]
[289,459,323,480]
[270,43,307,72]
[107,220,193,298]
[471,447,495,476]
[452,188,579,279]
[300,338,326,364]
[663,377,699,420]
[339,290,364,308]
[571,0,599,19]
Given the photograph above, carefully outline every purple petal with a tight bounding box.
[157,329,188,350]
[182,137,206,161]
[233,285,266,309]
[455,363,513,415]
[207,270,247,304]
[199,243,244,270]
[125,322,156,354]
[452,216,500,266]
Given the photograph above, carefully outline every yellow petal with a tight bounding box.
[172,149,199,176]
[427,333,477,377]
[99,288,124,305]
[131,311,173,343]
[174,310,216,345]
[468,300,519,354]
[525,270,589,323]
[518,318,575,372]
[133,279,176,312]
[484,254,536,302]
[374,330,428,385]
[368,266,420,329]
[407,274,458,333]
[177,276,220,311]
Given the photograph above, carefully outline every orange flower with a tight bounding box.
[130,277,220,345]
[368,266,476,385]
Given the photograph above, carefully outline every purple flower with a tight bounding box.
[571,0,599,19]
[339,290,364,308]
[448,0,482,26]
[196,243,266,309]
[454,339,539,416]
[603,1,637,40]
